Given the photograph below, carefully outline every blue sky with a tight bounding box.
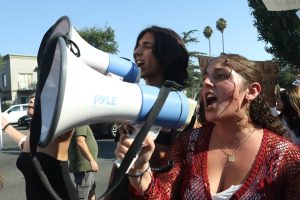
[0,0,273,62]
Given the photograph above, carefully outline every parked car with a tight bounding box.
[90,122,118,139]
[2,104,29,124]
[18,115,31,129]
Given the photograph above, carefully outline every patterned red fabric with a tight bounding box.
[131,123,300,199]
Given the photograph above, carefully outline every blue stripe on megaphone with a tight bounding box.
[107,54,140,83]
[136,84,189,129]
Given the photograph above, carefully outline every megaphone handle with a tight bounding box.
[114,125,161,172]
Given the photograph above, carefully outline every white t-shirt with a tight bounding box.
[211,185,242,200]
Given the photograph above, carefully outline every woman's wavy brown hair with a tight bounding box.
[217,53,288,137]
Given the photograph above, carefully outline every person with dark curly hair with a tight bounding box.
[133,26,188,87]
[276,86,300,145]
[115,53,300,199]
[132,25,190,163]
[105,26,189,200]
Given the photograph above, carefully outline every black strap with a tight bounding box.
[29,70,67,200]
[98,80,180,199]
[29,36,79,200]
[32,157,63,200]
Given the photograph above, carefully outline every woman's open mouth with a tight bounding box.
[205,92,217,108]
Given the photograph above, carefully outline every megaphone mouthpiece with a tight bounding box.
[107,54,141,83]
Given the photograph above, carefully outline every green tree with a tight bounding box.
[0,54,4,68]
[216,18,227,53]
[78,26,118,54]
[182,30,201,58]
[278,66,300,88]
[181,30,203,99]
[248,0,300,68]
[203,26,213,56]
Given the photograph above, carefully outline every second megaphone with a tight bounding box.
[37,16,140,83]
[35,37,197,147]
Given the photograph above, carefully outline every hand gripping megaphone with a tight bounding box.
[34,37,196,147]
[37,16,140,83]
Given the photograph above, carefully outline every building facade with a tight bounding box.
[0,54,37,107]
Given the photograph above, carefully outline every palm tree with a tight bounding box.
[216,18,227,53]
[203,26,213,56]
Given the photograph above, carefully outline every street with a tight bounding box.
[0,127,117,200]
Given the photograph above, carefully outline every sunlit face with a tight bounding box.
[202,58,247,123]
[27,95,35,117]
[133,32,164,84]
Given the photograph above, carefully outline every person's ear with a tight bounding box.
[245,82,261,101]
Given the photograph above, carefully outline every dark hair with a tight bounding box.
[134,26,189,87]
[278,86,300,136]
[215,53,288,137]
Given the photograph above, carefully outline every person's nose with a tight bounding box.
[133,46,142,57]
[29,97,35,104]
[203,76,214,87]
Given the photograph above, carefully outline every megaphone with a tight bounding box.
[37,16,140,83]
[35,37,196,147]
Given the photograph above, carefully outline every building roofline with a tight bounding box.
[3,54,37,60]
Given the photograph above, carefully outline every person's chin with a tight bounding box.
[27,110,34,117]
[205,115,215,123]
[205,111,219,123]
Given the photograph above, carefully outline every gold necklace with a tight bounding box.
[221,127,255,162]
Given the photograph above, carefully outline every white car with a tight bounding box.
[2,104,29,124]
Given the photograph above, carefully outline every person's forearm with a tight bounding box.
[3,125,27,146]
[76,140,95,162]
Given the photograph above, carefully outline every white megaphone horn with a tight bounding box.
[37,16,140,83]
[35,37,197,147]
